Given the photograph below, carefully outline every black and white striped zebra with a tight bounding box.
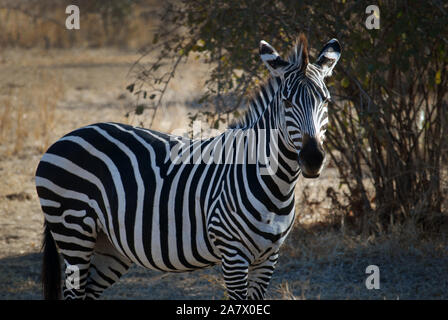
[36,34,341,300]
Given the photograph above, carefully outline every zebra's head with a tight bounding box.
[260,35,341,178]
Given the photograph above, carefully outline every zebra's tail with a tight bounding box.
[42,222,61,300]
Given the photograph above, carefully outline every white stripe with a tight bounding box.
[52,232,95,248]
[39,198,61,208]
[45,209,96,238]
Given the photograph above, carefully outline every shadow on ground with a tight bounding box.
[0,252,224,300]
[2,239,448,300]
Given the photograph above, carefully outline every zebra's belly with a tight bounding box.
[96,205,221,272]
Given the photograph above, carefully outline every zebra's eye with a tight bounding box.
[284,100,294,108]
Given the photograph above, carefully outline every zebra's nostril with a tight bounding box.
[299,136,325,172]
[300,152,324,171]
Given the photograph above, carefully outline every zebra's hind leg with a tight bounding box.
[85,231,133,299]
[45,213,97,299]
[61,252,94,299]
[248,251,279,300]
[221,253,250,300]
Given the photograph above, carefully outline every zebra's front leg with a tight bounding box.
[221,255,250,300]
[248,251,279,300]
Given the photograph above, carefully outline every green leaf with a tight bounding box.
[435,70,442,85]
[341,77,350,88]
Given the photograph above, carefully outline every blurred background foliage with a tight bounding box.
[1,0,447,236]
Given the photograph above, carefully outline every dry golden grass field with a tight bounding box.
[1,47,448,300]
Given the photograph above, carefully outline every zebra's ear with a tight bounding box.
[259,40,290,77]
[315,39,341,78]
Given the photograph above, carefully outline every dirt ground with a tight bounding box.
[1,48,447,300]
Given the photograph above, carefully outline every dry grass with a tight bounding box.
[273,214,448,300]
[0,1,160,49]
[0,70,65,156]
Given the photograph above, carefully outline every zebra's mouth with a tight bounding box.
[298,157,322,179]
[302,171,320,179]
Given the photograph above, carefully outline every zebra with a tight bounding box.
[36,34,341,300]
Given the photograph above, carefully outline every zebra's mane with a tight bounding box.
[228,76,281,129]
[229,34,309,129]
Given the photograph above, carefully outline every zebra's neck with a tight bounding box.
[230,74,298,154]
[253,103,301,197]
[225,81,301,201]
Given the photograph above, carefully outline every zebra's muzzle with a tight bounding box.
[298,135,325,179]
